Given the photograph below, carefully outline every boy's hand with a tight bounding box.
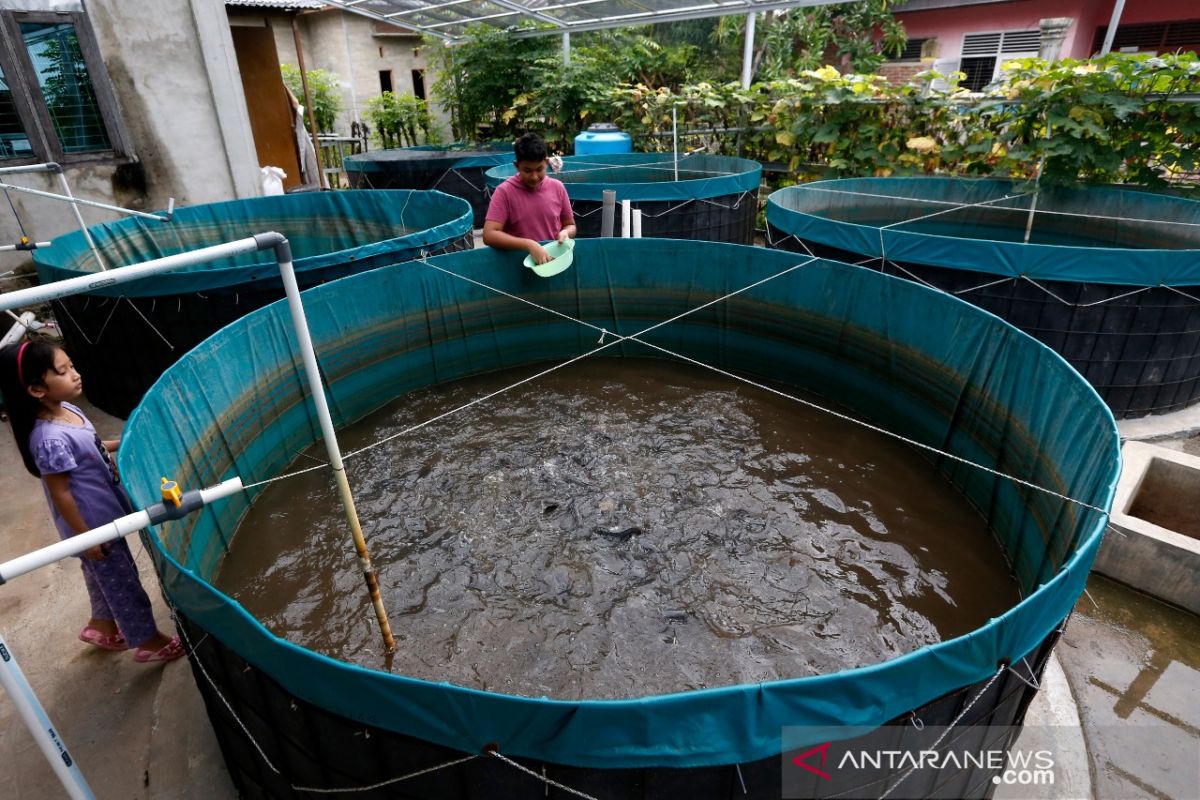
[556,229,570,245]
[528,242,552,264]
[549,155,563,173]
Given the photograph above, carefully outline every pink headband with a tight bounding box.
[16,341,29,385]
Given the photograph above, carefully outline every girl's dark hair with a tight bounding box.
[513,132,548,164]
[0,340,61,477]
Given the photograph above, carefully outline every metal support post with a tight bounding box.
[1100,0,1126,55]
[741,12,756,89]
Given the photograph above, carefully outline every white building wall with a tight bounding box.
[226,8,436,138]
[304,12,430,137]
[1,0,259,274]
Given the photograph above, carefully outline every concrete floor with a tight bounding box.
[1056,575,1200,800]
[2,397,1199,799]
[0,398,233,799]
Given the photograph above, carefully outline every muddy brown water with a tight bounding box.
[216,358,1020,700]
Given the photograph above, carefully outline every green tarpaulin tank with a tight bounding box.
[120,238,1118,799]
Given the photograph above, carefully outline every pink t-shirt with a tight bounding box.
[485,174,573,242]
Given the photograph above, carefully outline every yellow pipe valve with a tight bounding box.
[160,477,182,508]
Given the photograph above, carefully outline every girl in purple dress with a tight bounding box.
[0,341,183,663]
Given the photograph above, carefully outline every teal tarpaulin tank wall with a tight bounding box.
[33,190,472,418]
[486,153,761,244]
[344,142,512,227]
[766,177,1200,419]
[119,239,1118,799]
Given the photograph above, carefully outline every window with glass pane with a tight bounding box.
[0,64,34,159]
[20,22,110,153]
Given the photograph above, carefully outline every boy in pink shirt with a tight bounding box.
[483,133,576,265]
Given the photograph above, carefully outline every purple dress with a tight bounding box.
[30,402,159,648]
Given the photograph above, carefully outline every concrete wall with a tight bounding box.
[894,0,1190,64]
[226,7,435,138]
[1,0,259,274]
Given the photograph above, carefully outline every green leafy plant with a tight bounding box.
[364,92,439,148]
[280,64,342,134]
[425,26,558,142]
[603,53,1200,191]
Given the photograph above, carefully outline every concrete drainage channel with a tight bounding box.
[1098,440,1200,616]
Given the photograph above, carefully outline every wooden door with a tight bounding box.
[231,25,301,190]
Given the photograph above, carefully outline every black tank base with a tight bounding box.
[574,193,757,244]
[767,225,1200,419]
[176,606,1059,800]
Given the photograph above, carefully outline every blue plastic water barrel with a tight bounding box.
[574,122,632,155]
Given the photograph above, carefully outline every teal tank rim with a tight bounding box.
[766,177,1200,287]
[118,238,1120,769]
[485,153,762,202]
[32,189,472,297]
[345,142,512,173]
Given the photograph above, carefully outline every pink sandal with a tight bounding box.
[79,625,127,652]
[132,635,185,664]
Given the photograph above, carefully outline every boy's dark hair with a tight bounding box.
[0,340,62,476]
[513,133,548,164]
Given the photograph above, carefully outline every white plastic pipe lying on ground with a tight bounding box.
[1,310,37,349]
[0,634,93,800]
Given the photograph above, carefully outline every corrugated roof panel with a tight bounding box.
[225,0,325,9]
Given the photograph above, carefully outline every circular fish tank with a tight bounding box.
[766,177,1200,419]
[119,239,1118,799]
[486,153,762,244]
[33,189,472,418]
[345,142,512,227]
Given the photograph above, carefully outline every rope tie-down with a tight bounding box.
[174,612,612,798]
[768,184,1200,309]
[4,234,1108,798]
[408,253,1111,518]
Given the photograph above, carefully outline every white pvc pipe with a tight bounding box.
[0,478,244,583]
[672,106,679,182]
[1,310,37,349]
[55,172,106,271]
[0,242,51,252]
[0,162,60,177]
[621,199,631,237]
[0,236,262,313]
[0,179,171,223]
[0,634,94,800]
[632,209,642,239]
[276,257,395,652]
